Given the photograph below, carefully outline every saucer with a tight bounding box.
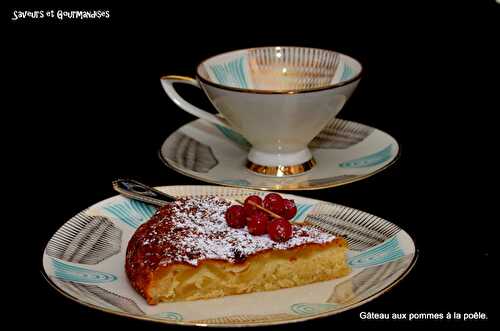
[160,118,399,190]
[42,185,416,327]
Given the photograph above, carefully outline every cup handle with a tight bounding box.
[160,75,231,129]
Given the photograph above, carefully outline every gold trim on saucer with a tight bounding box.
[246,158,317,176]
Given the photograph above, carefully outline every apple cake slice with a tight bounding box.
[125,196,349,304]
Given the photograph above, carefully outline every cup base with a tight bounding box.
[246,158,316,177]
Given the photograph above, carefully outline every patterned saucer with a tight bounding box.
[159,119,399,190]
[42,185,416,327]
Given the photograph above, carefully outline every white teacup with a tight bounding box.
[161,46,362,176]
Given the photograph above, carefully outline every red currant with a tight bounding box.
[247,210,269,235]
[282,199,297,220]
[244,195,263,207]
[263,193,285,215]
[243,195,263,216]
[268,218,293,242]
[225,205,246,228]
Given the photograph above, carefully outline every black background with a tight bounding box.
[5,1,496,330]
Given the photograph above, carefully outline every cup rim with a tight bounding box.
[195,46,363,95]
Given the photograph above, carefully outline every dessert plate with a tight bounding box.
[42,185,416,327]
[159,119,399,190]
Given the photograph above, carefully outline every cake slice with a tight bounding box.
[125,196,349,304]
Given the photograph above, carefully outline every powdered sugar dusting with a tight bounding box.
[134,196,336,267]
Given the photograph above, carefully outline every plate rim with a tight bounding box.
[41,185,417,327]
[158,119,401,191]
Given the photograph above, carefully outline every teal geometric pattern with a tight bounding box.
[220,179,252,186]
[52,258,117,283]
[340,63,354,81]
[104,199,157,229]
[290,303,337,315]
[339,144,393,168]
[209,56,249,88]
[348,236,404,268]
[153,312,184,321]
[293,203,314,222]
[215,124,251,148]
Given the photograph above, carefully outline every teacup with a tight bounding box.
[161,46,362,176]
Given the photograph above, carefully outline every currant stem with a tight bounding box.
[235,199,282,219]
